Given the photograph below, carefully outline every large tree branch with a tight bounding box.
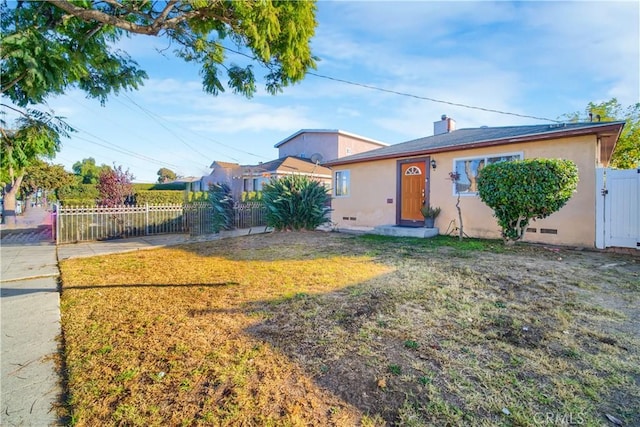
[0,71,28,94]
[48,0,230,36]
[154,0,179,30]
[0,103,30,118]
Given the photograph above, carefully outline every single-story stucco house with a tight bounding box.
[325,116,625,248]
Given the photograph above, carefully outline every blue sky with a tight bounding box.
[33,1,640,182]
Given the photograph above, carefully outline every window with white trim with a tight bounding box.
[453,152,522,195]
[334,170,350,197]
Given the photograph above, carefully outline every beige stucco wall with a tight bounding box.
[331,135,599,247]
[332,159,397,226]
[336,134,387,159]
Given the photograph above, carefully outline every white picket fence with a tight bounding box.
[54,202,267,244]
[55,204,185,244]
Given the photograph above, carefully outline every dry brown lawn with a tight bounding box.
[58,232,640,426]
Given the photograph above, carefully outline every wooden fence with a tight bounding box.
[55,202,267,244]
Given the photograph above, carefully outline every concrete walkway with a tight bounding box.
[1,207,61,426]
[1,207,270,425]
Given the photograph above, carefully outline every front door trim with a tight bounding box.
[396,157,431,227]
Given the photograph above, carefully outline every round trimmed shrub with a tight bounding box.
[477,158,579,243]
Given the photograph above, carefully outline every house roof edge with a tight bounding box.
[274,129,388,148]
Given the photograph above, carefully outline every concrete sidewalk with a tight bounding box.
[1,207,270,425]
[1,207,61,426]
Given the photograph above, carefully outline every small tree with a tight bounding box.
[449,171,464,241]
[72,158,111,184]
[96,165,134,207]
[477,159,579,244]
[21,159,74,206]
[262,175,330,231]
[157,168,177,183]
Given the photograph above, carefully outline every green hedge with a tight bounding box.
[58,198,98,207]
[58,184,99,205]
[132,182,187,191]
[134,190,184,205]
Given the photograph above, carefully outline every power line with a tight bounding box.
[120,93,214,163]
[119,94,271,163]
[62,139,161,177]
[110,97,232,163]
[306,72,561,123]
[72,127,184,170]
[71,97,209,166]
[219,44,561,123]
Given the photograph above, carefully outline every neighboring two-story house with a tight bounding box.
[200,129,388,199]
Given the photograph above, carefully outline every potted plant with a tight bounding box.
[420,205,441,228]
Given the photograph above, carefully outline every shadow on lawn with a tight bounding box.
[168,231,397,261]
[63,282,241,290]
[188,275,421,424]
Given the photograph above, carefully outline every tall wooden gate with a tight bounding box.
[596,168,640,249]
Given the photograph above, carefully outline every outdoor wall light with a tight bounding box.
[431,159,437,170]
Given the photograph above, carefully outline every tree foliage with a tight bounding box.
[21,159,74,202]
[157,167,177,183]
[1,1,146,106]
[477,159,579,244]
[72,157,112,184]
[1,0,317,219]
[262,175,330,231]
[562,98,639,169]
[0,107,72,223]
[97,165,134,207]
[1,0,317,102]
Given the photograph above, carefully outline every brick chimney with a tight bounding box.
[434,115,456,135]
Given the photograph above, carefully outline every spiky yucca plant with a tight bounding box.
[262,175,330,231]
[208,182,234,232]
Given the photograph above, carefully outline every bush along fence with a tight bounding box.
[54,202,267,244]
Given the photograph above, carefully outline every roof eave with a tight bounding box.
[325,122,626,167]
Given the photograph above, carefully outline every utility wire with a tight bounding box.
[63,139,160,177]
[306,72,561,123]
[110,96,232,162]
[220,44,561,123]
[120,94,271,162]
[120,93,213,165]
[71,97,210,168]
[72,127,184,171]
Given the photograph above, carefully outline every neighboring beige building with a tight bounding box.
[275,129,388,163]
[201,130,387,200]
[325,116,625,247]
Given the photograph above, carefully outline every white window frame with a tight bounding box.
[334,170,350,197]
[452,151,523,196]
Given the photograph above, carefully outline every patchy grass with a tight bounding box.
[59,232,640,426]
